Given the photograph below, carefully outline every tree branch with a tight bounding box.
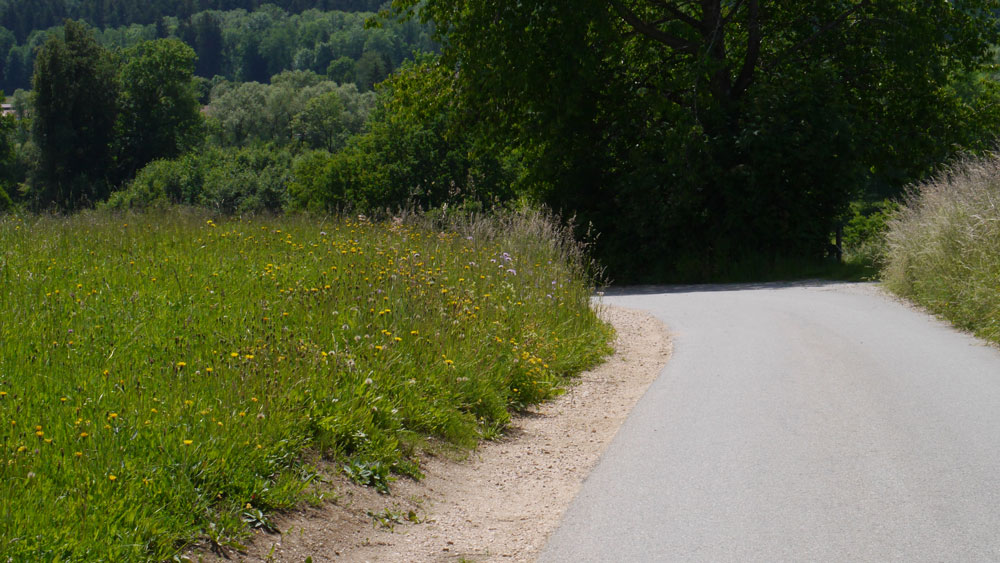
[765,0,871,72]
[732,0,760,99]
[611,1,700,54]
[650,0,703,31]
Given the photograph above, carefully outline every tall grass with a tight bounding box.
[883,154,1000,343]
[0,208,612,560]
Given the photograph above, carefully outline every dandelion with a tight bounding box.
[0,391,6,398]
[108,413,118,420]
[79,432,89,438]
[74,451,82,458]
[183,440,193,445]
[230,352,239,358]
[176,362,187,368]
[109,475,117,481]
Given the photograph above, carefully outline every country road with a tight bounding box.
[541,282,1000,562]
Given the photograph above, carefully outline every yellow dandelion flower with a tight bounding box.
[17,446,26,452]
[176,362,187,368]
[244,354,254,360]
[183,440,193,445]
[251,397,258,402]
[230,352,239,358]
[79,432,89,438]
[74,451,82,458]
[0,391,6,398]
[60,397,67,403]
[35,431,43,437]
[108,412,118,420]
[108,475,117,481]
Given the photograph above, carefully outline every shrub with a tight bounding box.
[108,147,294,213]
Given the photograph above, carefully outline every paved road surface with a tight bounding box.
[541,282,1000,562]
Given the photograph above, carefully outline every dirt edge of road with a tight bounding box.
[193,304,672,562]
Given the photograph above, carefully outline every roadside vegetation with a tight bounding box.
[0,208,612,560]
[882,154,1000,345]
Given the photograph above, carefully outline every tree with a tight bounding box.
[30,20,119,209]
[0,90,14,211]
[192,12,223,78]
[292,90,346,151]
[355,49,387,91]
[394,0,1000,280]
[115,38,203,181]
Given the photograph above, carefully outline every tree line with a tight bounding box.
[0,0,387,41]
[4,2,1000,282]
[1,5,433,93]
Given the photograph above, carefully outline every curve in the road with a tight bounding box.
[541,282,1000,562]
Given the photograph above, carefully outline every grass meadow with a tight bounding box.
[0,208,613,560]
[883,154,1000,344]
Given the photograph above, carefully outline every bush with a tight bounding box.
[108,147,294,213]
[883,154,1000,343]
[842,199,898,267]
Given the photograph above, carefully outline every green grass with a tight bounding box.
[883,154,1000,344]
[0,208,613,560]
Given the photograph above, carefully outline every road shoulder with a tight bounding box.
[199,304,672,562]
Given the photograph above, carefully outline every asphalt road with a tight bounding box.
[540,282,1000,562]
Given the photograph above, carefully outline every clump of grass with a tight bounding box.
[883,153,1000,343]
[0,207,612,560]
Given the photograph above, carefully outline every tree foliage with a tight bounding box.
[2,6,435,93]
[115,38,202,180]
[30,20,119,209]
[394,0,1000,280]
[0,0,389,41]
[288,58,520,212]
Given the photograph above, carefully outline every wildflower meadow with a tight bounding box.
[0,208,612,560]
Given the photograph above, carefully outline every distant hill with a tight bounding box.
[0,0,389,41]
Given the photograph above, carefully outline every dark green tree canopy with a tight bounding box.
[115,37,203,180]
[394,0,1000,280]
[30,20,119,209]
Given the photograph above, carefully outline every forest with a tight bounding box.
[0,0,387,40]
[3,0,1000,281]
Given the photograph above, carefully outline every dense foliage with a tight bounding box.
[0,0,387,41]
[0,209,612,559]
[1,5,434,93]
[394,0,1000,280]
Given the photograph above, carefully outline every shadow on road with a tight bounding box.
[599,279,875,297]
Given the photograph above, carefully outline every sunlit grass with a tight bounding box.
[883,154,1000,344]
[0,208,612,560]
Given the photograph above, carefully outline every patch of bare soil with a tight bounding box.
[196,305,671,563]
